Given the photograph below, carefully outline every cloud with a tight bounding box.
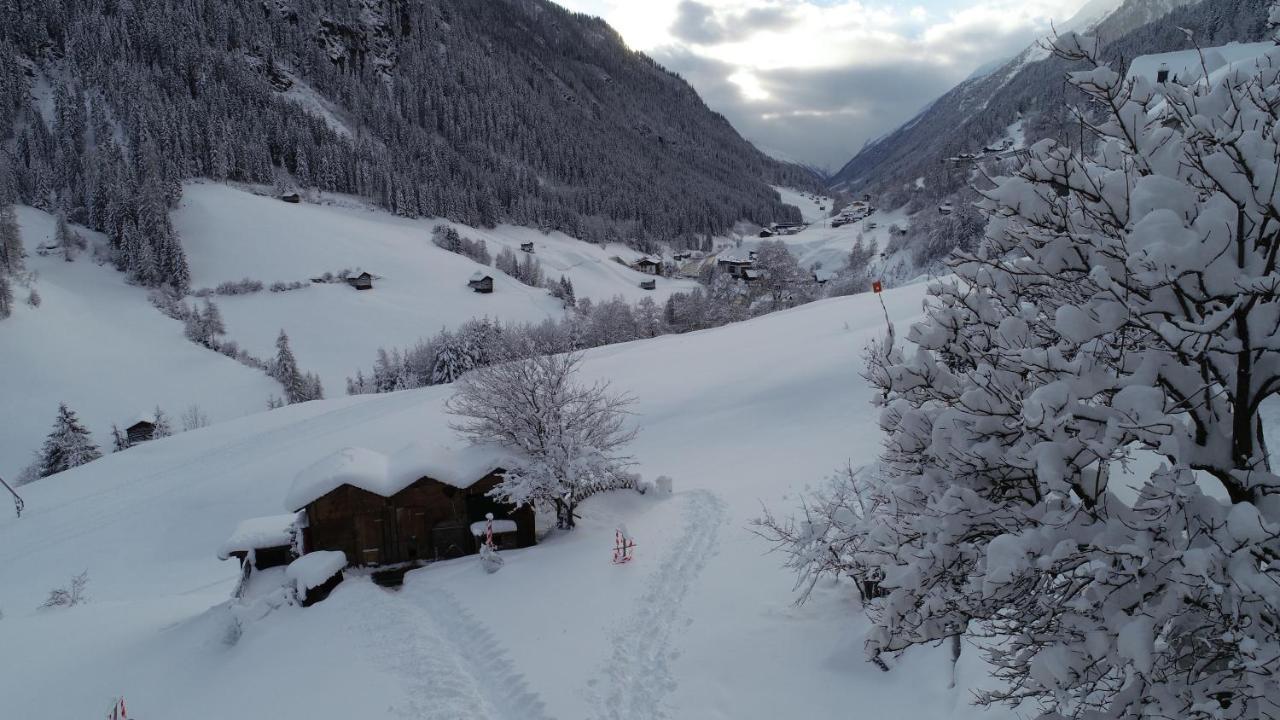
[670,1,726,44]
[557,0,1095,169]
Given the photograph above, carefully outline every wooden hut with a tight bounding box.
[218,513,300,570]
[347,272,374,290]
[284,445,537,569]
[281,193,302,204]
[672,251,692,262]
[639,278,656,291]
[125,417,156,445]
[468,272,494,294]
[520,241,535,253]
[633,257,661,275]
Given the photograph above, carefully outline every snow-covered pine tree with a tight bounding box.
[269,330,321,404]
[767,32,1280,720]
[447,348,637,529]
[39,403,102,477]
[110,424,129,452]
[0,203,21,274]
[151,406,172,439]
[55,213,76,262]
[0,272,11,319]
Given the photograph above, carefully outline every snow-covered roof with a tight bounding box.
[1127,43,1273,84]
[217,513,300,560]
[470,271,491,282]
[127,413,155,428]
[387,441,522,491]
[813,268,838,283]
[286,551,346,590]
[285,442,522,510]
[285,446,390,510]
[717,247,755,264]
[470,519,518,536]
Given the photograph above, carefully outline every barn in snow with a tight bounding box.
[284,444,536,568]
[125,415,157,445]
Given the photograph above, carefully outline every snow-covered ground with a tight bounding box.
[0,208,279,478]
[176,182,700,391]
[0,282,1003,720]
[773,186,833,225]
[769,206,910,275]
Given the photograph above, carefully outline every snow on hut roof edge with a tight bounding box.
[285,442,524,511]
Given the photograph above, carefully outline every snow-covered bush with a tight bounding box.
[768,33,1280,720]
[40,571,88,609]
[447,347,637,529]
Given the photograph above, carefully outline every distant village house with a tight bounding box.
[468,272,494,293]
[347,272,374,290]
[717,248,757,279]
[632,257,661,275]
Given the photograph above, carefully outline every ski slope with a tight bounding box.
[175,182,700,391]
[0,282,1005,720]
[0,208,280,479]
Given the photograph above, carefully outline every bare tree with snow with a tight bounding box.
[447,346,637,529]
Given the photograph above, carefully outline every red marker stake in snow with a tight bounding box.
[612,527,636,564]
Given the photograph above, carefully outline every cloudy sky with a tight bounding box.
[553,0,1102,171]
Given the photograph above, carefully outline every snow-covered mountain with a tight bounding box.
[827,0,1270,225]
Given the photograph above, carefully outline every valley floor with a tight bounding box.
[0,282,1011,720]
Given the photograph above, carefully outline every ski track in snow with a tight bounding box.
[356,582,552,720]
[0,392,429,564]
[590,489,727,720]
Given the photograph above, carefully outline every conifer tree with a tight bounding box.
[39,403,102,477]
[0,204,21,274]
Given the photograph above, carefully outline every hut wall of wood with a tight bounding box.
[301,471,535,567]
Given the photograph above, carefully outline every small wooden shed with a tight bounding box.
[218,513,300,570]
[347,272,374,290]
[285,444,536,568]
[639,278,656,290]
[520,241,535,253]
[281,193,302,204]
[468,272,494,294]
[126,417,156,445]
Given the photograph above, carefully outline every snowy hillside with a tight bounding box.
[175,182,699,391]
[772,186,833,225]
[0,208,279,478]
[0,283,1002,720]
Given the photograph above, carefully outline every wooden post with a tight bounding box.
[0,476,23,518]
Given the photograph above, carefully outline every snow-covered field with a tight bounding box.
[773,186,833,224]
[0,208,279,478]
[176,182,700,391]
[0,282,1001,720]
[0,183,704,475]
[773,207,909,275]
